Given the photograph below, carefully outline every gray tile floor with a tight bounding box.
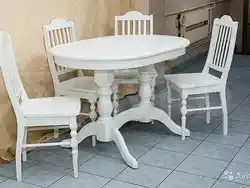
[1,54,250,187]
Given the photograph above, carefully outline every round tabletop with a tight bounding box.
[51,35,190,70]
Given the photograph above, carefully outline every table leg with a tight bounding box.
[69,67,189,168]
[112,128,138,168]
[114,65,190,136]
[76,70,138,168]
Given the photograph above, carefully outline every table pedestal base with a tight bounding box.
[75,120,138,168]
[62,67,190,168]
[63,104,190,168]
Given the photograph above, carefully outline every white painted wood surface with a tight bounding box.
[165,15,238,140]
[43,18,99,144]
[0,32,80,182]
[51,34,190,168]
[114,11,157,106]
[51,35,190,69]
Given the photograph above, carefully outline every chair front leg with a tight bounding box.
[22,128,28,162]
[220,90,228,135]
[16,126,25,182]
[166,81,172,117]
[54,128,59,139]
[181,93,188,140]
[112,83,119,117]
[54,91,61,139]
[205,93,211,124]
[151,77,156,104]
[89,99,97,147]
[70,117,78,178]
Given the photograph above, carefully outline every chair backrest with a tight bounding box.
[115,11,153,36]
[203,15,238,83]
[0,32,28,120]
[43,18,77,86]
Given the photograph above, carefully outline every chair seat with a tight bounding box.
[150,69,158,77]
[58,76,97,94]
[21,97,80,118]
[114,69,158,82]
[114,70,139,79]
[114,70,139,84]
[165,73,220,89]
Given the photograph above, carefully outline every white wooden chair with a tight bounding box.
[0,32,80,182]
[114,11,158,104]
[164,15,238,140]
[43,18,100,145]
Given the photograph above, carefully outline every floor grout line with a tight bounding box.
[155,139,204,187]
[46,154,98,188]
[108,179,151,188]
[46,169,73,188]
[208,88,250,187]
[154,79,250,188]
[209,70,250,187]
[100,133,167,188]
[211,135,250,187]
[0,178,9,184]
[5,60,250,188]
[53,86,248,187]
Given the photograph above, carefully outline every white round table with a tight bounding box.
[51,35,191,168]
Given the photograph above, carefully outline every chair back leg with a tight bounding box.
[220,90,228,135]
[151,78,156,104]
[89,99,97,147]
[166,81,172,117]
[54,128,59,138]
[205,94,211,124]
[54,92,62,139]
[70,117,79,178]
[112,83,119,117]
[22,128,28,161]
[16,126,25,182]
[91,136,96,147]
[181,93,188,140]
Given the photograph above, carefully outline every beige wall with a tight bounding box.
[229,0,243,52]
[131,0,149,14]
[0,0,130,161]
[165,0,226,15]
[130,0,230,86]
